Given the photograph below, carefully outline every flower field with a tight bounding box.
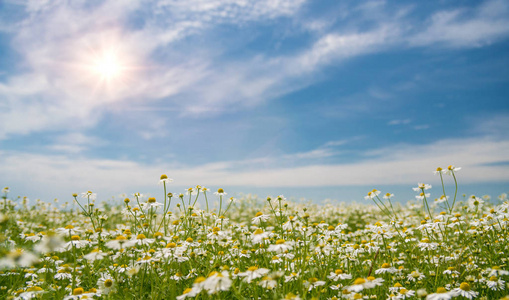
[1,167,508,299]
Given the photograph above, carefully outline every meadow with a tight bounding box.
[0,166,508,299]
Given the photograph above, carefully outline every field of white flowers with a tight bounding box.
[1,166,508,300]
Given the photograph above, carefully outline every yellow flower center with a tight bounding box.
[115,235,127,241]
[104,279,113,288]
[73,288,84,295]
[194,276,206,283]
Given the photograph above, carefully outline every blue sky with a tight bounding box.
[1,0,508,204]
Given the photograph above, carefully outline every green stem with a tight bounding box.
[450,172,459,214]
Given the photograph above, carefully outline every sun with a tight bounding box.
[92,50,124,81]
[69,32,140,93]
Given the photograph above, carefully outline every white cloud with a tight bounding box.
[1,0,509,141]
[292,24,401,73]
[413,125,429,130]
[155,0,306,24]
[472,113,509,138]
[388,119,411,126]
[409,0,509,48]
[0,0,308,138]
[46,132,107,154]
[2,137,508,201]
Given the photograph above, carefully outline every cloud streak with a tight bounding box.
[2,137,508,201]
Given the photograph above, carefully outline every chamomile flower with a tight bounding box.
[443,165,461,175]
[252,212,270,225]
[486,276,505,291]
[159,174,173,184]
[143,197,163,209]
[83,249,107,262]
[305,277,326,291]
[259,276,278,289]
[467,196,484,211]
[203,271,232,294]
[434,167,444,175]
[282,293,302,300]
[176,288,195,300]
[413,183,432,191]
[407,270,425,282]
[383,193,394,199]
[238,266,269,283]
[185,187,198,196]
[426,287,451,300]
[267,239,292,253]
[105,235,128,250]
[396,288,416,299]
[125,234,154,247]
[450,282,478,299]
[252,228,270,243]
[415,192,430,200]
[60,235,90,251]
[80,191,96,200]
[214,188,227,196]
[16,286,46,299]
[347,277,383,292]
[365,189,381,200]
[327,269,352,281]
[97,274,116,295]
[375,263,398,274]
[285,272,300,282]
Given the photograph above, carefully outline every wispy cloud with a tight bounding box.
[46,132,107,154]
[409,0,509,48]
[1,0,509,140]
[388,119,411,126]
[0,0,308,138]
[2,137,509,201]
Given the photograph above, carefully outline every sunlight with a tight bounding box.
[70,33,139,94]
[93,51,122,80]
[90,48,127,83]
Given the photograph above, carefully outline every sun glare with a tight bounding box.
[92,51,123,81]
[70,32,141,94]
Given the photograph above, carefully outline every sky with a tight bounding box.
[0,0,509,205]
